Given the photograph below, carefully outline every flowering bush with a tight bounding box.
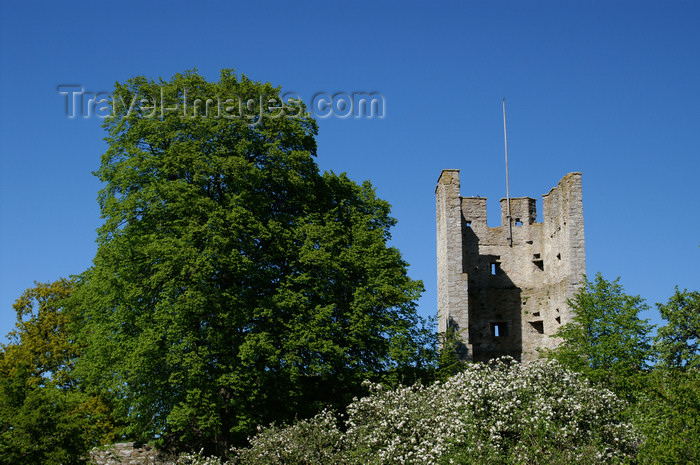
[175,452,227,465]
[343,358,638,464]
[189,359,640,464]
[229,409,343,464]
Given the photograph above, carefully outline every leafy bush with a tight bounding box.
[629,368,700,464]
[230,410,343,464]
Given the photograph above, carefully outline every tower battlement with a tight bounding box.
[436,171,585,362]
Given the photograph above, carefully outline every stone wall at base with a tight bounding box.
[90,442,173,465]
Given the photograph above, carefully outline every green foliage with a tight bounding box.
[654,287,700,369]
[629,368,700,464]
[231,409,343,464]
[636,287,700,461]
[5,279,77,388]
[547,273,654,391]
[74,69,428,455]
[545,277,700,461]
[435,325,466,382]
[0,280,117,465]
[229,359,638,464]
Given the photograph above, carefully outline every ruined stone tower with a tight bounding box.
[436,171,585,362]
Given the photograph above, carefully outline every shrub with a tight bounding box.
[227,358,639,464]
[630,368,700,464]
[230,410,343,464]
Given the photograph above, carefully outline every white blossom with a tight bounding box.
[185,358,640,464]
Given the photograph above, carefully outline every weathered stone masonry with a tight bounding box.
[436,170,585,362]
[90,442,170,464]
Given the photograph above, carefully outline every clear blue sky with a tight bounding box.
[1,1,698,341]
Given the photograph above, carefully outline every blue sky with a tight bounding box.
[0,1,698,341]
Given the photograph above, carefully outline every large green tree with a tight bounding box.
[74,69,429,455]
[0,280,116,464]
[654,287,700,369]
[547,273,654,390]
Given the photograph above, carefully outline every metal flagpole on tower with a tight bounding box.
[503,97,513,247]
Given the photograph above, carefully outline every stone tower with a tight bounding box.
[436,170,585,362]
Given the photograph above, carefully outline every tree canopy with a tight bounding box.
[0,280,116,465]
[73,69,429,454]
[655,287,700,369]
[547,273,654,387]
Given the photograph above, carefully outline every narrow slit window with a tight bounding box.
[491,322,508,338]
[515,218,523,226]
[491,263,498,275]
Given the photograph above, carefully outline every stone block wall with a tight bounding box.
[90,442,173,465]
